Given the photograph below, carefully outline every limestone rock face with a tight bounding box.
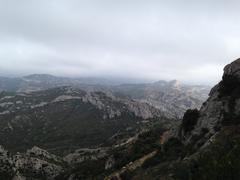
[224,58,240,77]
[63,148,108,164]
[181,58,240,145]
[26,146,63,164]
[0,146,63,180]
[112,80,210,118]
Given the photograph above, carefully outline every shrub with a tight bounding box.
[182,109,200,133]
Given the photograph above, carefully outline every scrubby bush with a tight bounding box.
[113,126,165,170]
[120,170,134,180]
[173,128,240,180]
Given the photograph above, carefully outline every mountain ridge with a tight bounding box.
[0,86,170,155]
[0,74,210,118]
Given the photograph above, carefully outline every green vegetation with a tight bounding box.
[172,126,240,180]
[56,159,106,180]
[127,126,240,180]
[113,126,164,170]
[142,137,186,169]
[181,109,199,133]
[0,95,146,155]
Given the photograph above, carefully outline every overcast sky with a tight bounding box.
[0,0,240,85]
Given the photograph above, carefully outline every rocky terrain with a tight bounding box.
[0,123,172,180]
[112,80,210,118]
[0,146,64,180]
[0,86,169,155]
[4,59,238,179]
[177,59,240,145]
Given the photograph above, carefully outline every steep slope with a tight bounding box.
[0,122,172,180]
[179,58,240,146]
[122,58,240,180]
[0,86,167,155]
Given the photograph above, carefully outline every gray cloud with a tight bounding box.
[0,0,240,85]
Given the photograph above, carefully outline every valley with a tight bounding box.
[1,59,240,179]
[0,74,209,179]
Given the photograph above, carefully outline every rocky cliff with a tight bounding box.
[178,58,240,147]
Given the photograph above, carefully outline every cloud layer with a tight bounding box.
[1,0,240,84]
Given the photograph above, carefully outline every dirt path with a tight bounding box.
[105,150,157,180]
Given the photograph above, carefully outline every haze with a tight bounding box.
[0,0,240,85]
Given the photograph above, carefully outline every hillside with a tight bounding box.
[0,86,168,155]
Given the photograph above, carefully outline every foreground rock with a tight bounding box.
[179,58,240,147]
[0,146,63,180]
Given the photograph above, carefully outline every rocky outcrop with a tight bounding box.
[179,58,240,146]
[224,59,240,77]
[0,146,63,180]
[26,146,63,164]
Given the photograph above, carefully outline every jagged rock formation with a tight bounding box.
[143,58,240,180]
[178,58,240,147]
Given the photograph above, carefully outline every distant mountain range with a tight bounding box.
[111,80,210,118]
[0,74,116,92]
[0,74,210,118]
